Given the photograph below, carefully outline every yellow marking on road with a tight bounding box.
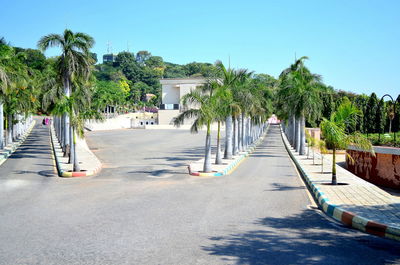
[48,127,59,176]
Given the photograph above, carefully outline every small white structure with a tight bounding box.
[131,112,157,128]
[158,78,206,125]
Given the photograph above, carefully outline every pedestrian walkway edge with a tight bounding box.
[0,120,36,167]
[279,125,400,242]
[189,123,270,177]
[49,125,102,178]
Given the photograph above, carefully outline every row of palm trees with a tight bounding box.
[174,62,273,173]
[277,56,324,156]
[277,57,373,185]
[0,38,37,149]
[1,30,104,171]
[37,29,98,172]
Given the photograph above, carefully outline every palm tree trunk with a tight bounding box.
[389,119,392,134]
[224,115,233,159]
[250,120,254,144]
[332,147,337,185]
[238,114,243,152]
[233,117,238,155]
[73,127,80,172]
[242,114,246,149]
[54,116,58,139]
[248,118,251,145]
[295,116,301,152]
[60,115,65,146]
[299,114,306,155]
[215,121,223,165]
[68,125,74,164]
[203,121,212,173]
[0,103,4,149]
[7,114,12,145]
[291,115,296,147]
[12,115,17,141]
[58,116,62,143]
[63,76,70,157]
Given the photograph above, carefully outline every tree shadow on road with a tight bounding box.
[202,209,400,265]
[265,182,307,192]
[13,170,55,177]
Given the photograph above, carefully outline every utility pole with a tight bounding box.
[106,41,113,54]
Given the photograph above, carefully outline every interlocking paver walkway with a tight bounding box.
[282,130,400,231]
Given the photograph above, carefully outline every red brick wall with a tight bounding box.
[346,149,400,189]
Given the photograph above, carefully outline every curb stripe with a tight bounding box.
[366,221,387,237]
[279,125,399,241]
[341,211,355,226]
[326,204,336,217]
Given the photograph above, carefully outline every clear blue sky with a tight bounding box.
[1,0,399,98]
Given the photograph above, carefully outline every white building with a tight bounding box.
[158,78,206,125]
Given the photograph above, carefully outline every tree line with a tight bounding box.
[94,51,223,107]
[1,30,399,174]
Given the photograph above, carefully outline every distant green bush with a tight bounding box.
[364,132,400,147]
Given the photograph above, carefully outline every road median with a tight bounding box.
[50,125,102,177]
[189,123,270,177]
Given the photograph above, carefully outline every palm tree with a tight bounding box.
[38,29,94,171]
[0,43,35,146]
[233,74,253,151]
[0,62,8,149]
[278,57,323,155]
[320,99,374,185]
[0,40,14,148]
[214,62,249,159]
[213,86,229,164]
[174,83,217,173]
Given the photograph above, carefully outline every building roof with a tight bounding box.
[159,77,207,85]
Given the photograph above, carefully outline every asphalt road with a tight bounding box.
[0,124,399,264]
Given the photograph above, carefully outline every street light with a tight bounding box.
[380,94,397,143]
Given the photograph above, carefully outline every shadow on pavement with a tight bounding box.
[265,183,307,192]
[202,209,400,265]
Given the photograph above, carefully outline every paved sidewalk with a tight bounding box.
[0,120,36,166]
[281,127,400,241]
[50,125,102,177]
[189,124,270,177]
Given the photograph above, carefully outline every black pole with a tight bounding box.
[394,100,397,143]
[381,94,395,143]
[378,99,383,143]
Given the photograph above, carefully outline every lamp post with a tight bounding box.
[380,94,397,143]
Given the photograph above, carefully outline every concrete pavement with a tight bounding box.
[0,117,56,179]
[0,119,35,166]
[281,125,400,240]
[0,124,399,264]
